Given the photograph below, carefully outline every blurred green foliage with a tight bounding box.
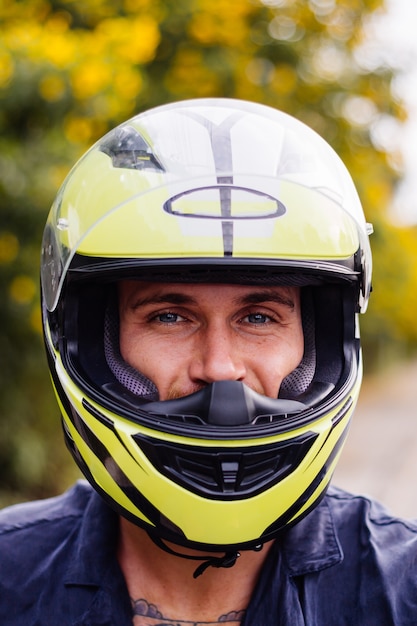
[1,0,417,505]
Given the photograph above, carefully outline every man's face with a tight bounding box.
[118,281,304,401]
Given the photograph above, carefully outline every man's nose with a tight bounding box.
[189,325,247,384]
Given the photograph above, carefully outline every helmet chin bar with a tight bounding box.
[139,380,306,426]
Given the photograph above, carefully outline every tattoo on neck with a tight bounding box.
[131,598,246,625]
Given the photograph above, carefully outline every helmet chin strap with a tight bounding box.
[148,532,263,579]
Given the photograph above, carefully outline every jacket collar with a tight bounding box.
[281,486,344,577]
[64,486,122,587]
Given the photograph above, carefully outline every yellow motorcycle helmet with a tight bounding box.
[41,98,372,559]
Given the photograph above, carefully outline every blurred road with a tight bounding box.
[334,359,417,519]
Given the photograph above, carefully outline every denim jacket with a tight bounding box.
[0,481,416,625]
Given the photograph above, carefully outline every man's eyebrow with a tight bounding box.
[129,292,198,309]
[237,289,296,309]
[126,288,296,310]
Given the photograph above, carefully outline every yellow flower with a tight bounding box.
[0,232,19,264]
[39,74,66,101]
[271,64,298,95]
[98,15,160,64]
[71,60,112,99]
[9,275,37,305]
[113,66,143,99]
[0,50,14,88]
[64,115,94,144]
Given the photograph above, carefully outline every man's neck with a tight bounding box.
[117,517,273,624]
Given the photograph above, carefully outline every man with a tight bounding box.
[1,99,416,624]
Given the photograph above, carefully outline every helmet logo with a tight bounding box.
[164,186,286,220]
[164,186,286,257]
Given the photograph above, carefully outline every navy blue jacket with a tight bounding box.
[0,481,416,624]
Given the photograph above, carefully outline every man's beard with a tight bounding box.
[165,384,204,400]
[165,381,267,401]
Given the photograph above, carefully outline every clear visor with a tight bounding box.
[41,99,369,312]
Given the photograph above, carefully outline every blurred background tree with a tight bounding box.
[1,0,416,505]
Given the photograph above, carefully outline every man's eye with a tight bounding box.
[156,312,183,323]
[245,313,270,324]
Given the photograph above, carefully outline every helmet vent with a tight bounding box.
[134,434,317,499]
[99,125,164,171]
